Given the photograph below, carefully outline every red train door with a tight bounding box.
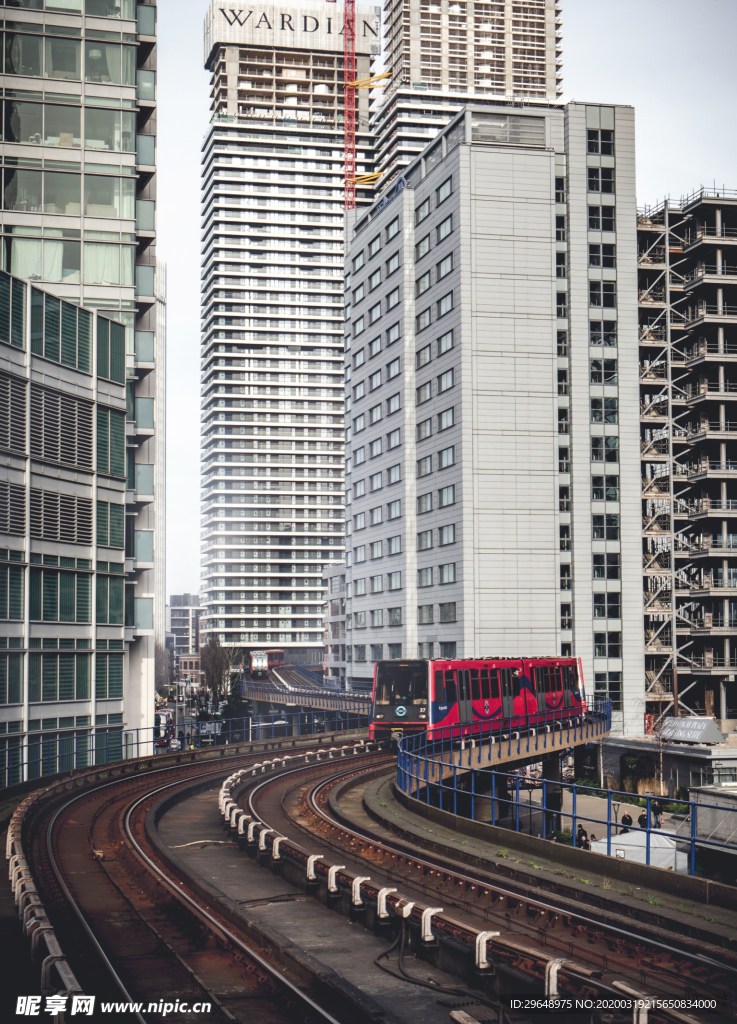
[456,668,474,725]
[500,668,515,717]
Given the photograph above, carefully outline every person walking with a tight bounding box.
[652,800,663,829]
[620,810,632,833]
[638,809,648,829]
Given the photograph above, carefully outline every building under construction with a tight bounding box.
[639,188,737,726]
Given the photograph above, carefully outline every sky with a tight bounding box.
[157,0,737,598]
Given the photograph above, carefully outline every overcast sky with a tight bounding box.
[158,0,737,598]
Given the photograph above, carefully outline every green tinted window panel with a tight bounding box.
[97,406,109,473]
[96,574,108,624]
[31,288,43,355]
[0,273,10,344]
[28,654,41,703]
[77,308,91,372]
[95,654,107,699]
[0,653,23,705]
[44,294,60,362]
[11,279,24,349]
[96,501,109,546]
[61,302,77,369]
[76,653,90,699]
[108,653,123,698]
[42,571,58,622]
[109,504,124,548]
[109,320,125,384]
[109,576,124,624]
[42,654,57,702]
[76,573,91,623]
[0,567,6,619]
[109,410,125,476]
[58,654,75,701]
[29,568,41,621]
[59,571,75,622]
[8,567,23,620]
[97,316,109,380]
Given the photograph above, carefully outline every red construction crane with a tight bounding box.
[328,0,390,210]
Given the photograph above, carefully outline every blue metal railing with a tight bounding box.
[240,678,371,711]
[395,701,737,876]
[0,709,370,790]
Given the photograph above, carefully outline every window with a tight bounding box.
[416,197,430,224]
[416,271,431,296]
[587,128,614,155]
[558,408,569,434]
[369,269,382,291]
[369,302,382,324]
[355,611,366,628]
[370,438,382,458]
[588,205,615,232]
[354,315,365,336]
[590,320,617,346]
[386,217,399,240]
[369,403,382,425]
[354,643,366,660]
[437,176,452,203]
[560,564,571,590]
[436,253,454,281]
[417,492,432,514]
[387,287,400,310]
[386,252,400,275]
[371,540,383,559]
[416,307,431,332]
[418,604,434,624]
[355,577,366,596]
[417,455,433,478]
[417,530,433,551]
[438,330,454,356]
[560,603,573,630]
[354,381,365,401]
[388,610,402,628]
[353,283,365,303]
[557,330,568,356]
[388,500,402,522]
[439,445,454,469]
[439,602,456,623]
[557,293,567,318]
[556,252,567,278]
[370,505,383,526]
[354,478,365,497]
[387,357,400,379]
[97,407,125,476]
[388,535,401,554]
[354,511,365,530]
[592,513,620,540]
[369,369,382,391]
[556,215,566,241]
[368,336,381,358]
[418,642,434,658]
[593,553,621,579]
[437,407,454,433]
[589,281,616,308]
[594,670,622,711]
[439,562,456,584]
[588,167,615,194]
[592,475,619,501]
[438,368,454,392]
[439,484,455,507]
[370,641,383,659]
[591,436,619,462]
[589,243,616,268]
[387,322,401,345]
[594,592,621,618]
[388,464,401,484]
[370,471,383,491]
[439,524,455,545]
[438,215,453,241]
[416,343,432,369]
[353,348,365,369]
[558,448,570,474]
[353,413,365,432]
[368,234,381,257]
[559,485,570,511]
[591,397,618,423]
[594,631,621,658]
[370,574,383,594]
[418,567,433,587]
[417,417,432,441]
[560,524,570,551]
[388,428,401,448]
[590,359,618,384]
[439,642,456,659]
[438,292,453,317]
[388,571,402,590]
[416,382,432,405]
[416,234,431,260]
[355,544,366,563]
[353,251,364,272]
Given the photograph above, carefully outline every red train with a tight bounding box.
[266,649,285,670]
[369,656,586,741]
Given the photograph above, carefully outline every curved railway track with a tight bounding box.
[229,757,736,1024]
[8,738,378,1023]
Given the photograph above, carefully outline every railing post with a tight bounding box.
[571,784,577,847]
[471,768,475,820]
[515,774,520,832]
[607,790,612,856]
[491,771,496,826]
[453,764,457,815]
[646,796,651,866]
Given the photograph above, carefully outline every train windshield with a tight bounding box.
[375,661,428,705]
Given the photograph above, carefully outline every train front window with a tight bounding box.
[375,661,428,705]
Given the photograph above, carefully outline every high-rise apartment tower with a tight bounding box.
[0,0,161,784]
[199,1,379,662]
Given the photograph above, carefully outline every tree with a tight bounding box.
[155,641,173,694]
[200,637,232,707]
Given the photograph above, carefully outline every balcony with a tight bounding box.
[684,380,737,401]
[689,498,737,517]
[683,338,737,363]
[639,325,666,344]
[683,302,737,324]
[686,459,737,479]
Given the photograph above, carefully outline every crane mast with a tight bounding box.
[343,0,357,210]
